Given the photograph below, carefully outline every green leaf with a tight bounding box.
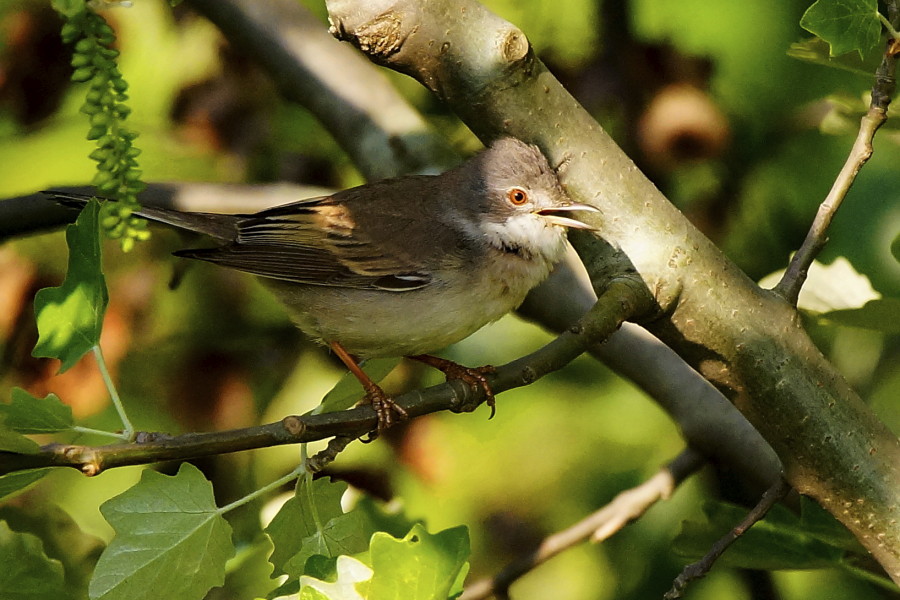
[820,298,900,332]
[674,501,845,570]
[0,521,67,600]
[0,503,105,595]
[800,0,882,57]
[366,524,470,600]
[787,38,878,76]
[266,477,370,578]
[88,463,234,600]
[0,469,50,502]
[891,231,900,263]
[32,199,108,374]
[2,388,74,433]
[315,358,402,415]
[797,496,863,552]
[0,417,41,454]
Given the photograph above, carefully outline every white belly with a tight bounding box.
[265,249,557,357]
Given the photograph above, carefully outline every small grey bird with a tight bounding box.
[51,137,596,430]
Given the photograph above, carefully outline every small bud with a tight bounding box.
[71,66,95,82]
[86,125,106,140]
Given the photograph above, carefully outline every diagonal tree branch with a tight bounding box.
[324,0,900,582]
[664,477,792,599]
[185,0,458,179]
[461,449,704,600]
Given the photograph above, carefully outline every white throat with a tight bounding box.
[479,214,568,262]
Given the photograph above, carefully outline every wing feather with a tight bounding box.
[176,195,432,291]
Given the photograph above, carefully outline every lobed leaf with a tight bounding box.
[2,388,74,434]
[32,199,108,373]
[88,463,234,600]
[366,524,469,600]
[800,0,882,57]
[673,501,846,570]
[0,522,68,600]
[266,477,370,578]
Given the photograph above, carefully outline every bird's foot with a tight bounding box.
[329,341,408,439]
[363,383,408,437]
[409,355,497,418]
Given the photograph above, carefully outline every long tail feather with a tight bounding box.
[44,191,240,242]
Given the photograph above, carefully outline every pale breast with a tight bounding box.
[264,247,558,358]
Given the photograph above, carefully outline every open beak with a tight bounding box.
[536,202,599,230]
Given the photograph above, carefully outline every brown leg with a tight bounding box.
[408,355,497,418]
[329,341,408,432]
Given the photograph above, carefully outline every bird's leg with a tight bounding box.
[329,341,408,433]
[408,355,497,418]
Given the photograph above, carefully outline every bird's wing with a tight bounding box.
[175,196,432,291]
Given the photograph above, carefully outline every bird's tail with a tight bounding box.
[45,191,240,243]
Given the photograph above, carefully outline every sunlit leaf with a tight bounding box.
[298,555,371,600]
[32,199,108,374]
[89,463,234,600]
[366,524,470,600]
[759,257,880,313]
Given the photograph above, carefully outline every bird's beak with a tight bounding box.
[536,203,599,230]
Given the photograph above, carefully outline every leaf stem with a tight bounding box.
[217,464,305,515]
[879,12,900,40]
[71,425,130,441]
[92,345,134,441]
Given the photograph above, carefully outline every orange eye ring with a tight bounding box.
[507,187,528,206]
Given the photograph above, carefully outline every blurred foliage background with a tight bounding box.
[0,0,898,598]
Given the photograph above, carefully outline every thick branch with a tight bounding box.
[325,0,900,581]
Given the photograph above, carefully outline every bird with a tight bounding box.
[49,137,597,432]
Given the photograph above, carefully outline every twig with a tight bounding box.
[0,279,651,476]
[774,16,898,304]
[307,436,355,472]
[664,477,791,599]
[461,449,705,600]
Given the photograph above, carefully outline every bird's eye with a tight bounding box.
[507,187,528,206]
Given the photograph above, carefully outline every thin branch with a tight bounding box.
[664,477,792,599]
[461,449,704,600]
[775,21,898,303]
[0,278,652,476]
[4,185,783,493]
